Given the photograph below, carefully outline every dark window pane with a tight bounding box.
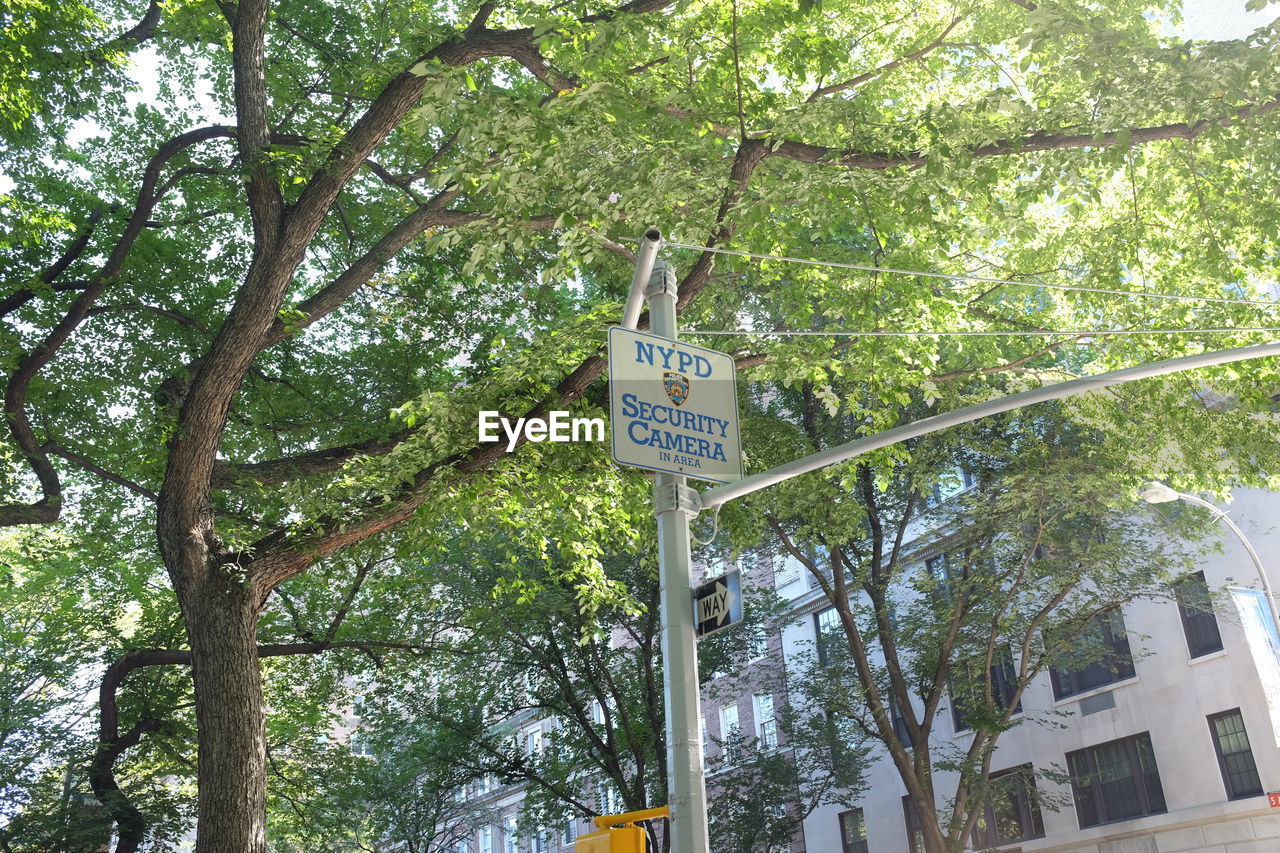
[1067,733,1166,828]
[1210,709,1263,799]
[1049,608,1136,700]
[972,765,1045,848]
[952,647,1021,733]
[839,808,869,853]
[1176,572,1223,657]
[890,697,913,749]
[903,796,926,853]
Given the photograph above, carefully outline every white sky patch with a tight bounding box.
[1179,0,1276,40]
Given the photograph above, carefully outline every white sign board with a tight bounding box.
[1230,587,1280,747]
[608,326,743,484]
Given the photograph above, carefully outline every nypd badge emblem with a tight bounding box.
[663,372,690,406]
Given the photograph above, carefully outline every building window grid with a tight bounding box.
[1175,571,1224,658]
[971,764,1045,848]
[815,607,841,665]
[720,702,741,760]
[755,693,778,749]
[503,817,519,853]
[1049,608,1136,700]
[951,648,1021,733]
[1209,709,1264,800]
[838,808,869,853]
[889,696,913,749]
[1067,732,1167,828]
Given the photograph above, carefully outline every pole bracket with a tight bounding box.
[654,482,702,518]
[644,260,677,301]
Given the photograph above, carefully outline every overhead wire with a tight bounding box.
[653,239,1280,310]
[685,327,1280,337]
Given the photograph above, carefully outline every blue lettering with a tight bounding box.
[621,392,640,419]
[634,341,655,366]
[627,420,648,444]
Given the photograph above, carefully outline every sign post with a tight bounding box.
[642,256,713,853]
[608,229,1280,853]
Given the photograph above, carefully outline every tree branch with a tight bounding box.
[807,17,963,102]
[763,100,1280,170]
[1,126,237,528]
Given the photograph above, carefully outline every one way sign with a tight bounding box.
[694,570,743,639]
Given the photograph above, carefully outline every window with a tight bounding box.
[755,693,777,749]
[775,554,802,587]
[1049,608,1136,700]
[815,607,841,664]
[925,466,976,507]
[479,826,494,853]
[596,779,622,816]
[889,696,913,748]
[824,710,856,770]
[971,765,1044,848]
[531,828,547,853]
[750,629,770,661]
[350,732,374,756]
[1175,572,1223,658]
[926,553,956,600]
[902,796,926,853]
[503,817,519,853]
[951,648,1021,732]
[561,818,579,845]
[838,808,868,853]
[524,725,542,758]
[720,703,741,759]
[1209,709,1263,799]
[1067,733,1166,827]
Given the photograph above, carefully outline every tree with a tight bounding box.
[4,0,1280,848]
[739,378,1243,853]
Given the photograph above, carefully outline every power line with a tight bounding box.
[685,327,1280,337]
[657,240,1280,309]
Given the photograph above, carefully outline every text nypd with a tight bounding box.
[478,411,604,452]
[617,339,731,471]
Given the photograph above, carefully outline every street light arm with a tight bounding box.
[1174,493,1269,579]
[700,339,1280,511]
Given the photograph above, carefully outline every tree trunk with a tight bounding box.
[179,577,267,853]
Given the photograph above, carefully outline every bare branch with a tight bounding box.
[44,442,159,501]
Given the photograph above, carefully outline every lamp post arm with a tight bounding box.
[1174,492,1279,634]
[700,339,1280,512]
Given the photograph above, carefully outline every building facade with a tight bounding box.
[436,487,1280,853]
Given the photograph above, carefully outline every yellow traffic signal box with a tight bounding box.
[574,806,669,853]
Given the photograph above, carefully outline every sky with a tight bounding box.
[1179,0,1275,39]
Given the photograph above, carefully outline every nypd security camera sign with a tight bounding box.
[608,326,743,484]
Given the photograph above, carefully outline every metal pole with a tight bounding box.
[1176,493,1280,631]
[700,339,1280,511]
[622,229,663,330]
[645,257,710,853]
